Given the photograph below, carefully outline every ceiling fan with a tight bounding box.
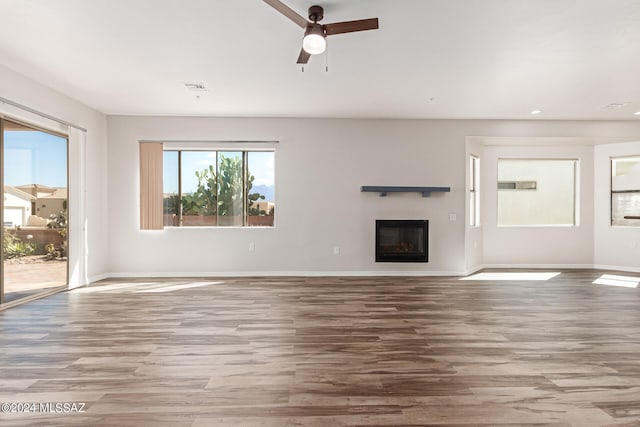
[263,0,379,64]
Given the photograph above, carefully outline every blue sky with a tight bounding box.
[164,151,274,199]
[4,130,67,187]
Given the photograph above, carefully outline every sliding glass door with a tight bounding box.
[1,119,68,304]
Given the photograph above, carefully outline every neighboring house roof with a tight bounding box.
[16,183,55,192]
[4,185,36,202]
[40,188,67,200]
[14,184,67,200]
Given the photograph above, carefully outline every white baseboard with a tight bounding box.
[103,270,466,279]
[593,264,640,274]
[464,265,485,276]
[87,272,111,284]
[482,263,593,270]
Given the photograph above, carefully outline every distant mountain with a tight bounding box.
[251,185,275,202]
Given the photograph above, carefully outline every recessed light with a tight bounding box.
[634,111,640,116]
[530,109,542,115]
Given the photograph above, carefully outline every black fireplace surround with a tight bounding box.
[375,220,429,263]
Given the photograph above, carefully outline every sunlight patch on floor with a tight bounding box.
[460,272,560,281]
[593,274,639,288]
[135,281,223,293]
[74,281,223,293]
[75,282,161,293]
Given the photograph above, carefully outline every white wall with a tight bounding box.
[106,117,640,276]
[594,141,640,272]
[0,65,109,284]
[107,117,467,276]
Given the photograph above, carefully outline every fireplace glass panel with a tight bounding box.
[376,220,428,263]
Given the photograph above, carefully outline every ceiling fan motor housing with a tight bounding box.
[308,5,323,22]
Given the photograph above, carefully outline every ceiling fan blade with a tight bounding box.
[296,48,311,64]
[324,18,379,36]
[262,0,308,29]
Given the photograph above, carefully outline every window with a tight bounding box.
[163,150,275,227]
[611,156,640,226]
[469,155,480,226]
[497,181,537,190]
[497,159,577,226]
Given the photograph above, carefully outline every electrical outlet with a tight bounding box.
[333,246,340,255]
[248,242,255,252]
[449,213,457,221]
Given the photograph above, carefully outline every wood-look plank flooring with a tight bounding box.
[2,270,640,426]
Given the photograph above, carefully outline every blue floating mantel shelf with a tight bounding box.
[361,186,451,198]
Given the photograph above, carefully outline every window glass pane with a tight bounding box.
[162,148,275,228]
[612,157,640,226]
[469,156,479,227]
[612,193,640,226]
[217,152,243,227]
[497,159,576,226]
[163,151,179,226]
[247,151,275,227]
[3,121,68,303]
[181,151,217,226]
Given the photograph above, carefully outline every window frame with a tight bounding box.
[469,155,480,227]
[610,155,640,228]
[163,147,276,228]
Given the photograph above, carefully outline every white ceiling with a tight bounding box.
[1,0,640,120]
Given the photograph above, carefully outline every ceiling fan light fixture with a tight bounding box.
[263,0,379,64]
[303,24,326,54]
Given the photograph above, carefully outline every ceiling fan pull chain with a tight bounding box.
[325,39,329,72]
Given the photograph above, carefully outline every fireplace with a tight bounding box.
[376,220,428,263]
